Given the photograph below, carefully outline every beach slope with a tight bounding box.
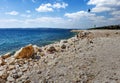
[0,30,120,83]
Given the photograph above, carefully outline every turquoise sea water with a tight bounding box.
[0,28,75,55]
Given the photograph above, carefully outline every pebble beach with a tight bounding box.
[0,30,120,83]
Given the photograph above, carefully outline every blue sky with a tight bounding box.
[0,0,120,28]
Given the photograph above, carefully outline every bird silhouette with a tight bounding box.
[88,9,91,12]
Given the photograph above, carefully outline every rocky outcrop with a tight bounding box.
[14,44,34,59]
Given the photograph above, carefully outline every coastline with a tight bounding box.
[0,30,120,82]
[0,28,75,55]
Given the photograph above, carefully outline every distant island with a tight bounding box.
[88,24,120,30]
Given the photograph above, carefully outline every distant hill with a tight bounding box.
[88,25,120,30]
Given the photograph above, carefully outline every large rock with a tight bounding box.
[14,44,34,59]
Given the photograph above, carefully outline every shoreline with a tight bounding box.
[0,30,120,82]
[0,28,75,56]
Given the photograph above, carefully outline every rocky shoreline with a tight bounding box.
[0,30,120,83]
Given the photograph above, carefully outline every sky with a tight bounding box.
[0,0,120,29]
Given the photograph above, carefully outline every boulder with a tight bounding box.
[14,44,34,59]
[2,52,11,59]
[46,46,57,54]
[0,57,5,65]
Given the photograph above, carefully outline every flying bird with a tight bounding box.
[88,9,91,12]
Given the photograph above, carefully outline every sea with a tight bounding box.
[0,28,75,55]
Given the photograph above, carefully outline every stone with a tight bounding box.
[24,80,31,83]
[12,73,19,79]
[0,57,5,65]
[17,71,23,77]
[0,69,8,79]
[8,65,15,70]
[0,78,6,83]
[22,64,28,72]
[60,44,66,49]
[33,45,42,53]
[68,39,74,45]
[60,40,68,43]
[21,75,29,79]
[37,52,45,57]
[46,46,57,54]
[11,69,17,74]
[14,44,34,59]
[7,76,15,82]
[5,57,15,65]
[1,52,11,59]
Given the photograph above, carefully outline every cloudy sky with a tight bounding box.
[0,0,120,29]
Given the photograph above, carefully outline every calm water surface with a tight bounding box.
[0,28,75,55]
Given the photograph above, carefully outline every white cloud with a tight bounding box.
[87,0,120,12]
[91,6,112,12]
[5,11,19,15]
[64,10,118,28]
[35,3,53,12]
[111,11,120,16]
[65,11,105,22]
[53,2,68,9]
[65,11,94,19]
[35,2,68,12]
[0,11,119,28]
[0,11,108,28]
